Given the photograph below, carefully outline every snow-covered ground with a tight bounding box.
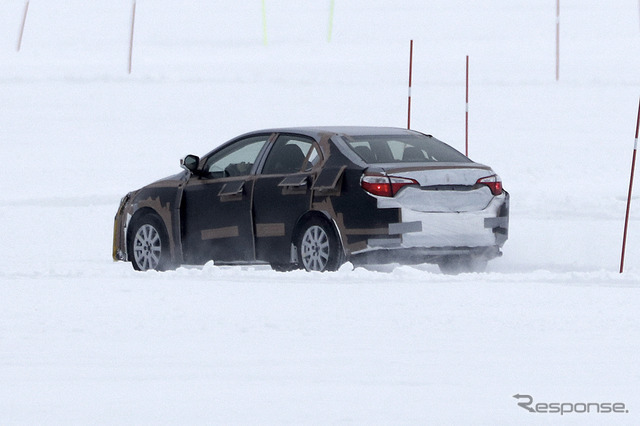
[1,0,639,423]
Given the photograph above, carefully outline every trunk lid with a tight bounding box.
[374,163,499,213]
[380,162,493,186]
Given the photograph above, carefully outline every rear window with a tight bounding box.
[345,134,470,164]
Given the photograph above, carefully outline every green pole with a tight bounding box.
[262,0,268,46]
[327,0,335,42]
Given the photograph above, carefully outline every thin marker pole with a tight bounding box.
[327,0,335,43]
[556,0,560,81]
[407,40,413,129]
[262,0,268,46]
[128,1,136,74]
[620,98,640,273]
[17,1,30,52]
[465,55,469,156]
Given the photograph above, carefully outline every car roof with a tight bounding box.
[251,126,427,139]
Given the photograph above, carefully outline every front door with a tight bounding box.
[182,135,270,264]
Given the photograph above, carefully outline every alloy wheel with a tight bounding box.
[300,225,330,271]
[133,224,162,271]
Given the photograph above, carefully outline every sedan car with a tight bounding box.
[113,127,508,273]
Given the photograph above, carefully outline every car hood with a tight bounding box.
[133,171,189,193]
[149,171,189,186]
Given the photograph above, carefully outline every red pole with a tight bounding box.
[465,55,469,156]
[17,1,29,52]
[556,0,560,81]
[407,40,413,129]
[128,1,137,74]
[620,97,640,273]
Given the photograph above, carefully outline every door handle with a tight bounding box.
[218,180,245,196]
[278,174,309,188]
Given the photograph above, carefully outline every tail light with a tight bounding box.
[361,173,418,197]
[476,175,503,195]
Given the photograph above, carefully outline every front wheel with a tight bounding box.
[128,214,171,271]
[296,218,343,272]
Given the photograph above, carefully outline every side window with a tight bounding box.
[261,135,320,175]
[304,144,321,171]
[203,136,268,178]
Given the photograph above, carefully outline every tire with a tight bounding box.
[296,218,343,272]
[438,254,487,275]
[128,214,171,271]
[270,262,300,272]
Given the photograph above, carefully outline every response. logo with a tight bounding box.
[513,394,629,415]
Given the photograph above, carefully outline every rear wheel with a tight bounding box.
[270,262,300,272]
[296,218,343,272]
[129,214,171,271]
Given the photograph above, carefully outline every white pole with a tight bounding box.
[556,0,560,81]
[17,1,30,52]
[128,1,136,74]
[465,55,469,156]
[407,40,413,129]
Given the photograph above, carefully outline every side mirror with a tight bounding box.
[181,155,200,174]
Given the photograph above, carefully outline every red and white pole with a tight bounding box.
[465,55,469,156]
[556,0,560,81]
[17,1,29,52]
[128,1,137,74]
[407,40,413,129]
[620,97,640,273]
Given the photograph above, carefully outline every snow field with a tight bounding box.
[1,0,640,423]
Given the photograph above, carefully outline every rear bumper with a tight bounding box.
[351,191,509,260]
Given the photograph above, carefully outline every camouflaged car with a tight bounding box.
[113,127,509,273]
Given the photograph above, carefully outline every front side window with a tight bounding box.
[203,136,269,178]
[261,135,321,175]
[346,134,470,164]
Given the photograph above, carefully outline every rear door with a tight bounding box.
[182,134,271,264]
[252,134,323,263]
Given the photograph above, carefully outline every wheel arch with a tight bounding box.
[126,207,166,261]
[292,210,345,259]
